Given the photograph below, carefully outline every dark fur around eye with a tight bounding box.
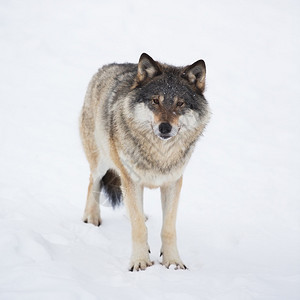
[152,98,159,105]
[133,74,207,115]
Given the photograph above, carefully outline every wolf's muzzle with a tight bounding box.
[158,122,175,140]
[152,122,179,140]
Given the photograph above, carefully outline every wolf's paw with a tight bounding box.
[129,258,153,271]
[129,249,153,271]
[160,251,187,270]
[161,256,187,270]
[82,211,102,226]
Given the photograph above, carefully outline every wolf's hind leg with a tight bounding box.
[83,174,102,226]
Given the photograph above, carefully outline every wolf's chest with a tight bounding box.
[125,162,183,187]
[119,147,188,187]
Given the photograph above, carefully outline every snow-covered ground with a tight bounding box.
[1,0,300,299]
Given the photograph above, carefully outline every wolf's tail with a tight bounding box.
[100,169,123,208]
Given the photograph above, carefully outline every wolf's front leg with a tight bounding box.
[122,176,153,271]
[160,176,187,269]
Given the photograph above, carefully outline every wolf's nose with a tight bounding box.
[159,123,172,134]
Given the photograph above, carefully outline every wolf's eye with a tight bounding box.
[152,98,159,105]
[177,101,185,107]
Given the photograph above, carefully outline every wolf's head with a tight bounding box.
[130,53,210,141]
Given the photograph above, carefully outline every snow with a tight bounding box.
[1,0,300,299]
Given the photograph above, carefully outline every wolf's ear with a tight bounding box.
[136,53,162,85]
[181,60,206,93]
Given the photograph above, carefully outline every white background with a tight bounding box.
[1,0,299,299]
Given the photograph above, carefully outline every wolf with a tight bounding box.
[79,53,210,271]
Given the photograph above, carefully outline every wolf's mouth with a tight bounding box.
[158,134,173,140]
